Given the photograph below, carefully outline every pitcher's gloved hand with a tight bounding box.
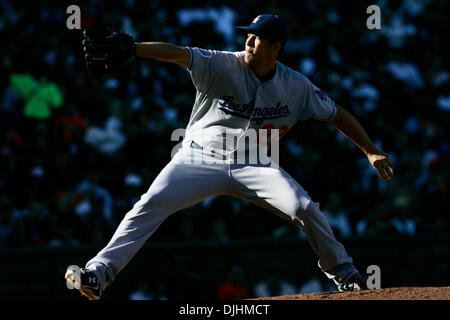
[82,27,136,78]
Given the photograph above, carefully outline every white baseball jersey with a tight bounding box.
[183,47,337,155]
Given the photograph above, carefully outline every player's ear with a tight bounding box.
[271,41,282,56]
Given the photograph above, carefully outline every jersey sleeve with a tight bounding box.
[298,78,337,121]
[187,47,233,93]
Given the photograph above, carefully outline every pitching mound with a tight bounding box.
[253,287,450,300]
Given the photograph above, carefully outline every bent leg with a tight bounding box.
[229,163,358,285]
[86,149,231,290]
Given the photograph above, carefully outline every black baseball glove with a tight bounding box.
[82,27,136,78]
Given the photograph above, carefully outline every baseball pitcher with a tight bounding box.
[65,14,394,300]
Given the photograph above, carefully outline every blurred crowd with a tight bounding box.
[0,0,448,250]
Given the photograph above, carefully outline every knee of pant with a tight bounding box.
[286,199,302,217]
[292,200,320,224]
[131,192,163,214]
[126,196,172,223]
[285,195,310,214]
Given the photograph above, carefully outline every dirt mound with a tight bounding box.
[253,287,450,300]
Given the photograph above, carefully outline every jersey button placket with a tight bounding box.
[235,88,259,160]
[253,86,263,126]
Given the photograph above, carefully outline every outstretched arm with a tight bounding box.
[135,42,191,68]
[327,104,394,181]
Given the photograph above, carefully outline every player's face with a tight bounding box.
[244,34,277,66]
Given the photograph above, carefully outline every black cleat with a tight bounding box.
[337,273,370,292]
[65,265,102,300]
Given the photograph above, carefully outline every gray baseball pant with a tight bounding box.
[86,145,358,290]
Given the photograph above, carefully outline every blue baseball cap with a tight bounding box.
[236,14,289,45]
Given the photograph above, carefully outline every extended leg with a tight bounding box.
[85,148,232,290]
[228,163,358,285]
